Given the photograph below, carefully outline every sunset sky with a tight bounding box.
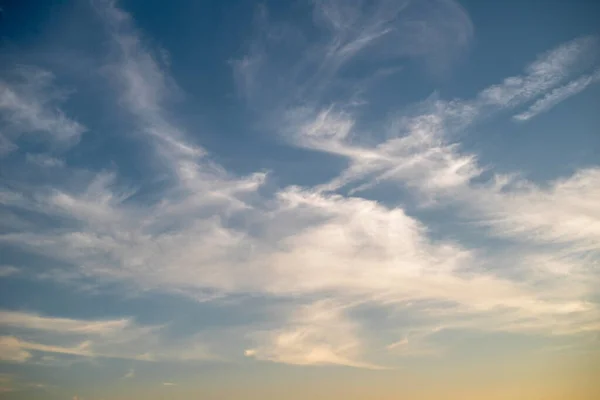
[1,0,599,399]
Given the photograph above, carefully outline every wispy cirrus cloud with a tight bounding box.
[479,36,598,108]
[514,68,600,121]
[0,310,159,363]
[1,1,599,372]
[232,28,600,364]
[280,36,599,197]
[470,168,600,253]
[245,300,383,369]
[0,66,85,156]
[24,153,65,168]
[233,0,473,112]
[0,265,20,277]
[0,309,217,364]
[0,337,34,363]
[0,310,131,335]
[0,336,95,361]
[0,0,266,296]
[95,0,203,163]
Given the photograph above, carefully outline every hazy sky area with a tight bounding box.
[1,0,599,399]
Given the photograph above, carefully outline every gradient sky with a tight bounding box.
[1,0,600,399]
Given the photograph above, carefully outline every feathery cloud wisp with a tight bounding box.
[0,66,85,155]
[1,1,599,371]
[0,311,130,335]
[514,68,600,121]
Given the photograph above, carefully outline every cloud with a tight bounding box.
[283,85,600,277]
[0,309,218,364]
[0,336,94,358]
[282,37,599,194]
[123,368,134,379]
[0,310,157,362]
[0,0,267,296]
[0,337,32,362]
[288,104,482,198]
[0,310,131,335]
[312,0,473,75]
[307,101,600,257]
[0,374,15,393]
[0,265,19,277]
[263,188,472,296]
[94,0,204,169]
[233,0,473,110]
[470,168,600,253]
[0,66,85,155]
[25,153,65,168]
[1,1,599,371]
[386,326,444,357]
[245,300,382,369]
[239,35,600,362]
[479,36,598,108]
[268,37,598,218]
[514,68,600,121]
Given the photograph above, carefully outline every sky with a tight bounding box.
[0,0,599,399]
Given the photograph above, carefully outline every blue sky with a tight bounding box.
[1,0,599,399]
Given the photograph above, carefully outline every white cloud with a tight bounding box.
[0,265,19,277]
[471,168,600,253]
[0,309,217,364]
[514,68,600,121]
[479,36,598,108]
[245,300,382,369]
[233,0,473,110]
[0,310,131,335]
[25,153,65,168]
[312,0,473,76]
[239,35,600,363]
[0,337,32,363]
[95,0,204,170]
[386,326,444,357]
[274,35,600,260]
[0,336,94,358]
[0,310,154,362]
[280,37,599,203]
[0,0,268,296]
[123,368,134,379]
[0,66,85,155]
[0,134,17,157]
[289,105,481,199]
[264,188,472,295]
[1,1,599,371]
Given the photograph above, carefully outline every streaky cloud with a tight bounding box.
[514,68,600,121]
[0,1,599,372]
[0,66,85,156]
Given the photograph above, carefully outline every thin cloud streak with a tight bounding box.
[514,68,600,121]
[0,310,131,335]
[233,0,473,111]
[0,66,85,156]
[0,310,216,364]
